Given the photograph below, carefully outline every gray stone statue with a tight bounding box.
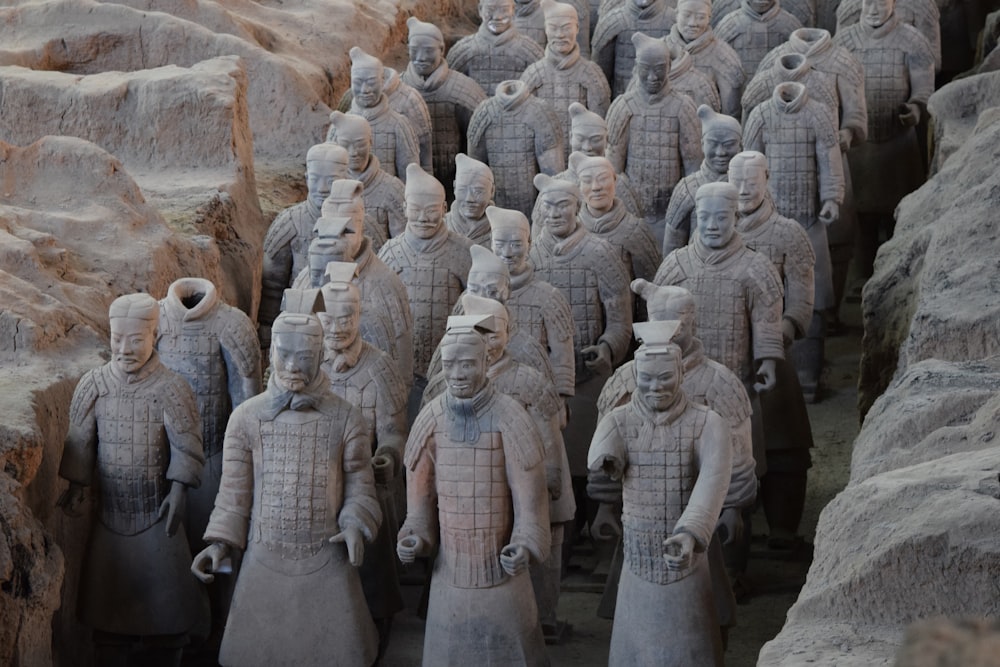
[715,0,803,75]
[515,0,592,55]
[591,0,678,96]
[711,0,816,32]
[835,0,941,71]
[667,43,722,112]
[445,153,495,247]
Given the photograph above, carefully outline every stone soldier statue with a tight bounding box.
[401,17,488,195]
[192,289,382,667]
[514,0,592,55]
[445,153,496,248]
[606,32,702,240]
[835,0,941,71]
[398,314,551,666]
[663,104,744,256]
[712,0,816,32]
[665,0,746,117]
[448,0,546,96]
[260,142,350,345]
[667,43,723,112]
[378,164,474,410]
[592,0,677,96]
[327,46,420,183]
[589,321,731,666]
[327,113,406,243]
[59,293,206,666]
[520,0,611,156]
[467,78,565,218]
[715,0,803,76]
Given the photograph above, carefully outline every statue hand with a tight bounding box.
[372,445,399,480]
[191,542,230,584]
[500,543,530,576]
[753,359,778,393]
[716,507,744,546]
[329,525,365,567]
[591,503,622,541]
[898,102,921,127]
[663,532,696,571]
[781,318,797,347]
[57,482,86,518]
[157,481,187,537]
[838,128,854,152]
[545,465,562,500]
[818,200,839,225]
[396,534,427,564]
[582,342,613,375]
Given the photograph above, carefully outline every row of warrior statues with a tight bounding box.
[56,0,938,663]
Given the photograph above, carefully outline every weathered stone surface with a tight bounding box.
[927,71,1000,173]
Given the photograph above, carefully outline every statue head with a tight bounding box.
[440,314,495,398]
[695,182,739,249]
[467,244,511,303]
[480,0,515,34]
[568,102,609,156]
[318,262,361,355]
[404,163,447,239]
[633,321,685,411]
[462,293,511,365]
[632,280,698,346]
[487,206,532,275]
[728,151,770,215]
[305,143,350,209]
[862,0,894,27]
[108,293,158,375]
[542,0,579,56]
[454,153,495,222]
[698,105,743,175]
[320,180,367,260]
[349,46,385,109]
[632,32,671,96]
[407,17,446,77]
[328,112,373,173]
[569,152,617,215]
[272,289,326,392]
[747,0,777,15]
[306,224,344,287]
[534,173,581,239]
[676,0,712,42]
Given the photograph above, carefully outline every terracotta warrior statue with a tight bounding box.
[377,164,473,408]
[667,42,722,112]
[715,0,803,76]
[570,151,661,287]
[59,293,206,666]
[711,0,815,35]
[422,294,575,639]
[514,0,592,56]
[592,0,677,96]
[398,314,551,666]
[836,0,941,71]
[663,104,744,256]
[489,206,576,399]
[520,0,611,155]
[529,173,632,506]
[294,211,414,388]
[401,17,487,196]
[445,153,495,248]
[325,174,388,252]
[589,320,731,666]
[156,277,262,562]
[835,0,934,277]
[447,0,545,96]
[729,150,816,550]
[743,80,844,399]
[192,289,381,666]
[326,46,420,183]
[606,32,702,240]
[260,142,349,345]
[318,263,408,654]
[327,112,406,243]
[665,0,746,117]
[467,78,565,218]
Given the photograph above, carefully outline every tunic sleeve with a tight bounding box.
[782,222,816,337]
[587,410,628,480]
[260,209,297,329]
[204,408,255,548]
[338,408,382,542]
[596,245,634,365]
[662,183,696,256]
[674,410,731,551]
[394,119,422,184]
[542,287,578,397]
[748,259,786,362]
[399,405,441,549]
[59,370,100,486]
[162,375,205,488]
[604,97,631,174]
[505,429,552,565]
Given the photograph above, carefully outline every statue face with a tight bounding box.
[636,353,682,411]
[335,128,371,173]
[441,339,488,398]
[570,127,608,156]
[703,132,742,174]
[454,175,494,221]
[484,325,510,365]
[696,194,737,249]
[405,193,446,239]
[321,299,360,353]
[308,250,336,287]
[578,166,617,214]
[729,163,769,214]
[468,271,511,303]
[351,70,384,108]
[747,0,776,13]
[481,0,514,34]
[305,160,346,209]
[322,203,366,260]
[491,226,530,274]
[110,317,156,374]
[271,331,322,392]
[545,16,578,55]
[635,58,669,95]
[862,0,894,26]
[677,1,711,41]
[409,38,444,78]
[539,191,579,238]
